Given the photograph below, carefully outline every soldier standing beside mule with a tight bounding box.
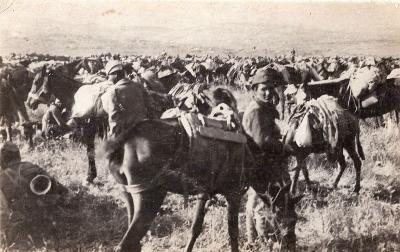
[242,68,292,243]
[102,60,155,225]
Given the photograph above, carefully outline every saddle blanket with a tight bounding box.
[180,112,247,144]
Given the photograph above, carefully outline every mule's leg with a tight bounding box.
[184,194,208,252]
[290,165,301,195]
[6,124,12,142]
[297,153,312,190]
[117,189,167,252]
[83,121,97,183]
[346,145,362,193]
[226,193,241,252]
[301,166,312,189]
[246,192,257,243]
[109,161,134,226]
[333,153,347,189]
[291,155,309,194]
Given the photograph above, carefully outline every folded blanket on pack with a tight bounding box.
[289,95,353,155]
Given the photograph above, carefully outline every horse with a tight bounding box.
[314,57,347,80]
[0,63,36,145]
[28,62,214,184]
[26,64,108,183]
[103,117,302,252]
[285,65,400,126]
[86,58,104,74]
[283,95,365,194]
[213,61,234,84]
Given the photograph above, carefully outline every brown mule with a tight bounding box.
[104,118,302,252]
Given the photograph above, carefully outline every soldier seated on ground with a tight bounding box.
[41,98,68,139]
[0,142,68,247]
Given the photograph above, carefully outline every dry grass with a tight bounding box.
[2,91,400,252]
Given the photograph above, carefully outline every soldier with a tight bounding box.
[0,142,68,246]
[242,69,291,243]
[41,98,67,138]
[242,68,283,156]
[101,60,149,137]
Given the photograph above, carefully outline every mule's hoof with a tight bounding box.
[86,176,96,184]
[243,242,257,251]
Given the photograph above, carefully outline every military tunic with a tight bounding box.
[242,100,282,154]
[101,78,149,137]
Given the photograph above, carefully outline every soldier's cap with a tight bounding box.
[250,68,279,88]
[105,60,123,75]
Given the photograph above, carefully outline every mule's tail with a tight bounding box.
[355,133,365,160]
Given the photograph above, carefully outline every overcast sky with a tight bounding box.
[0,0,399,55]
[2,1,399,30]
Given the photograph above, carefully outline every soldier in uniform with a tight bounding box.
[0,142,68,246]
[41,98,67,138]
[242,68,283,156]
[242,69,291,243]
[101,60,149,137]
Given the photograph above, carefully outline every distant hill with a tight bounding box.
[1,18,399,57]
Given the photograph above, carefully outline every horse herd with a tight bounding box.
[1,53,400,251]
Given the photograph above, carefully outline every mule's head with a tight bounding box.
[349,65,386,99]
[193,63,207,83]
[27,66,52,110]
[326,58,339,74]
[259,184,303,251]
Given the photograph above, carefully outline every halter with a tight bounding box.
[29,69,81,106]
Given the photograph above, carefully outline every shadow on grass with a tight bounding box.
[2,184,126,251]
[298,234,400,252]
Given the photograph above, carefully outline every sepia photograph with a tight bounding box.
[0,0,400,251]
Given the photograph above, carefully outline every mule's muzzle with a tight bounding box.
[27,92,51,110]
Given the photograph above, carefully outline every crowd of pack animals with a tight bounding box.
[1,51,400,252]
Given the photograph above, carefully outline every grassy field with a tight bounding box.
[2,89,400,252]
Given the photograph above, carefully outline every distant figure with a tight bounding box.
[291,48,296,63]
[41,98,67,138]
